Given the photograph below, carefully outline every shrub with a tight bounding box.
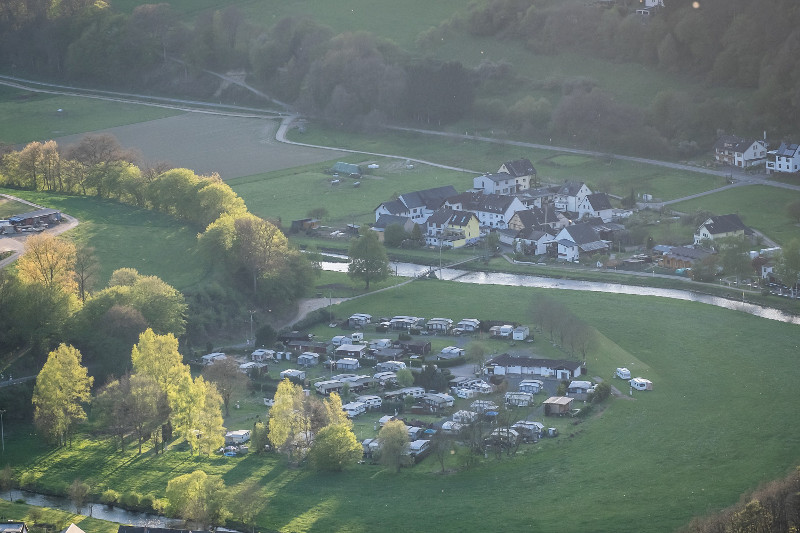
[139,495,154,511]
[120,491,141,508]
[100,489,119,506]
[19,472,36,491]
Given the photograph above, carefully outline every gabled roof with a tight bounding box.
[448,210,477,227]
[378,199,408,216]
[586,193,613,211]
[562,223,602,245]
[713,135,760,153]
[701,214,749,235]
[502,158,536,177]
[513,207,558,228]
[487,353,583,371]
[399,185,458,210]
[448,192,518,214]
[770,142,800,157]
[520,229,553,241]
[426,209,453,226]
[374,214,412,230]
[555,180,587,197]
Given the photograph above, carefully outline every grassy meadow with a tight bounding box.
[0,189,206,290]
[5,280,799,532]
[283,125,725,201]
[672,185,800,247]
[0,86,182,145]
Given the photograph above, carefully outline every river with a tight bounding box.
[320,260,800,325]
[1,490,179,528]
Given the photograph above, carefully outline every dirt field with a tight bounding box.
[53,113,346,180]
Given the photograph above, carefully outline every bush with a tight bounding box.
[139,495,154,511]
[434,356,466,368]
[100,489,119,506]
[19,472,36,491]
[120,491,141,508]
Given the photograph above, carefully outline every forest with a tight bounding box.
[1,0,799,157]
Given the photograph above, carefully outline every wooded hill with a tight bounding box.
[1,0,799,157]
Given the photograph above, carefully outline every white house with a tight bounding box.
[553,181,592,213]
[766,142,800,174]
[554,223,608,262]
[497,158,536,191]
[374,185,458,224]
[714,135,767,168]
[694,214,749,244]
[577,193,614,223]
[445,192,526,229]
[473,172,519,196]
[516,229,555,256]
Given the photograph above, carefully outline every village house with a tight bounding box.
[694,214,750,244]
[497,158,536,190]
[553,181,592,213]
[473,172,520,196]
[485,353,585,380]
[444,192,526,229]
[517,186,556,209]
[766,142,800,174]
[516,228,555,256]
[424,209,480,248]
[508,206,559,232]
[713,135,768,168]
[577,193,614,223]
[374,185,458,224]
[553,222,609,262]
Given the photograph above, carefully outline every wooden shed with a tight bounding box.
[543,396,573,416]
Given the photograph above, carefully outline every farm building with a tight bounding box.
[543,396,574,416]
[297,352,319,367]
[485,354,585,380]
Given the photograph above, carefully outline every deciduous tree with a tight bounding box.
[377,419,408,473]
[348,228,389,290]
[308,423,362,471]
[165,470,230,528]
[17,233,77,295]
[32,344,93,446]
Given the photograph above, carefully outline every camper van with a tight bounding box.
[616,367,631,380]
[355,395,382,410]
[341,401,366,418]
[630,377,653,391]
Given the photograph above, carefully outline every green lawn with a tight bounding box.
[0,189,207,290]
[671,184,800,247]
[7,280,800,532]
[229,156,474,227]
[0,196,32,218]
[283,126,723,201]
[0,87,182,145]
[0,500,119,533]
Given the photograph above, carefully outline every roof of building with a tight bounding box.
[700,214,749,235]
[555,180,587,197]
[513,206,558,228]
[373,214,412,230]
[586,193,613,211]
[770,142,800,157]
[562,222,603,245]
[502,158,536,177]
[478,172,514,184]
[664,246,713,262]
[8,208,60,223]
[399,185,458,210]
[448,192,518,214]
[713,135,760,153]
[377,199,408,216]
[487,353,584,371]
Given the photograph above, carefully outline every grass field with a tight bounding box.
[0,87,182,145]
[0,196,31,218]
[671,184,800,247]
[0,500,119,533]
[0,189,207,290]
[230,156,474,227]
[5,280,799,532]
[283,126,725,201]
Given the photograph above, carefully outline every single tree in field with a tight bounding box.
[203,356,247,416]
[348,228,389,290]
[308,423,363,471]
[165,470,230,528]
[72,245,99,302]
[131,328,189,399]
[378,419,408,473]
[17,233,77,294]
[32,344,93,446]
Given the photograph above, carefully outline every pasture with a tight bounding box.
[671,184,800,246]
[0,188,206,290]
[6,279,800,532]
[0,86,181,145]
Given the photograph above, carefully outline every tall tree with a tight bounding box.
[347,228,389,290]
[308,423,362,472]
[268,379,306,462]
[72,245,98,302]
[377,419,408,473]
[203,357,247,416]
[32,344,93,446]
[234,215,289,295]
[17,233,77,294]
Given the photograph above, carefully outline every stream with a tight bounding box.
[320,259,800,325]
